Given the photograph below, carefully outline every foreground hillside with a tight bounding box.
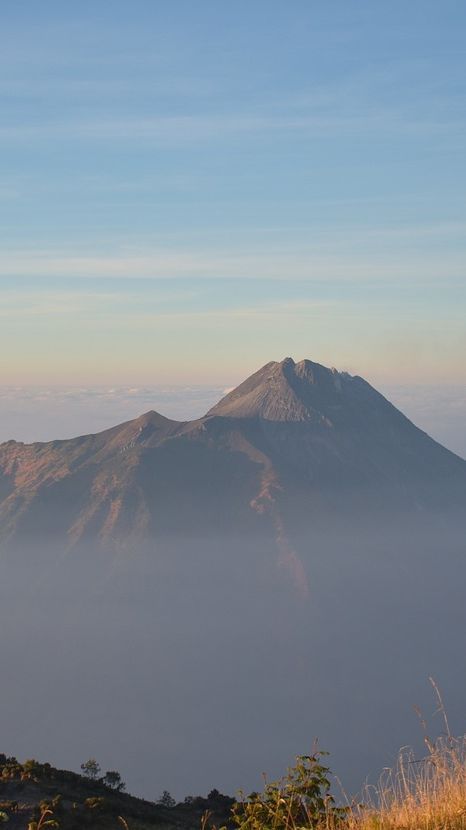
[0,755,233,830]
[2,732,466,830]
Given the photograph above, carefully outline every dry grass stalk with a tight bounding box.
[350,735,466,830]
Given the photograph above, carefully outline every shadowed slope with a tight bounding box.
[0,358,464,550]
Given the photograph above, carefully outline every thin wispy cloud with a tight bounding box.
[0,243,464,282]
[0,2,464,391]
[0,106,462,145]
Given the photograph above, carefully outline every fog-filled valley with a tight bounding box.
[1,518,465,800]
[1,359,465,801]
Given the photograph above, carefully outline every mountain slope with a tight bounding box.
[0,358,464,551]
[0,753,234,829]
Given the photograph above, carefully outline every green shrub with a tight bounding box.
[229,751,347,830]
[84,796,106,810]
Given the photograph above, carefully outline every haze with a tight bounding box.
[0,382,465,458]
[0,0,465,814]
[1,358,465,801]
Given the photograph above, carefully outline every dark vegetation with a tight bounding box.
[0,755,234,830]
[2,727,466,830]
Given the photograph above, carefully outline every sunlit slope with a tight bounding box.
[0,358,464,549]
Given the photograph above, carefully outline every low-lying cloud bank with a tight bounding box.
[0,383,464,458]
[0,385,222,444]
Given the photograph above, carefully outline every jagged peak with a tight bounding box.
[206,357,356,422]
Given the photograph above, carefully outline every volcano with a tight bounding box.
[0,358,464,551]
[1,359,466,799]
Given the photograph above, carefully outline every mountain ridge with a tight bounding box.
[0,358,464,552]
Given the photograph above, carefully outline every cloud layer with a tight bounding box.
[1,383,464,459]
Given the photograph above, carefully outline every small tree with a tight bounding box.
[208,789,220,801]
[158,790,176,808]
[80,759,101,781]
[103,770,125,792]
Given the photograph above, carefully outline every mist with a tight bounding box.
[1,512,465,802]
[0,383,465,459]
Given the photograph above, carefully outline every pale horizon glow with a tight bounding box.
[0,380,465,460]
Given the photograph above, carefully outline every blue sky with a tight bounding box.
[0,1,465,394]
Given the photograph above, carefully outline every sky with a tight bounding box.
[0,1,465,444]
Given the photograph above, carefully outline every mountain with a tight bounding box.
[0,357,464,554]
[1,359,466,800]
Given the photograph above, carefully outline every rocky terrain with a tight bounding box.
[0,358,464,554]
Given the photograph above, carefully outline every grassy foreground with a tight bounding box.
[1,734,465,830]
[352,735,466,830]
[228,736,466,830]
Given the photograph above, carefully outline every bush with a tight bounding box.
[103,770,125,791]
[84,797,106,810]
[229,751,347,830]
